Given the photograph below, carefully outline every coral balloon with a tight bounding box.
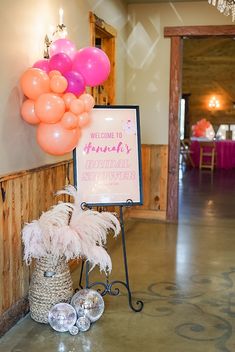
[49,39,76,60]
[64,71,85,96]
[33,59,49,73]
[63,92,76,110]
[79,93,95,112]
[37,122,80,155]
[61,111,78,130]
[72,47,110,87]
[20,68,50,100]
[70,98,85,115]
[49,53,72,75]
[49,70,61,79]
[21,99,40,125]
[50,75,68,94]
[35,93,65,123]
[77,112,91,128]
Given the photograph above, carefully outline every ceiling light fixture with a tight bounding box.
[208,0,235,21]
[208,96,220,110]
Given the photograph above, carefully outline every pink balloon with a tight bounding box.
[49,53,72,75]
[61,111,78,130]
[37,122,80,155]
[49,39,77,60]
[79,93,95,112]
[63,92,76,110]
[49,70,61,79]
[77,112,91,128]
[72,47,110,87]
[20,68,50,100]
[64,71,85,96]
[35,93,65,123]
[70,98,85,115]
[33,59,49,73]
[50,75,68,94]
[21,99,40,125]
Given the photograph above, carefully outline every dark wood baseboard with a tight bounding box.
[0,298,29,337]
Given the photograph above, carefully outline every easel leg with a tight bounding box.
[83,205,143,312]
[118,206,144,312]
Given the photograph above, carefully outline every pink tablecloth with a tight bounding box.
[190,140,235,169]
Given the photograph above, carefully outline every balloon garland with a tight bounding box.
[191,118,213,138]
[20,39,111,156]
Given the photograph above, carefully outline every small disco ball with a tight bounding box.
[48,303,77,332]
[71,289,104,323]
[69,325,79,335]
[76,316,91,332]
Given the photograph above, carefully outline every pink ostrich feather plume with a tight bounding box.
[22,185,121,274]
[57,185,121,273]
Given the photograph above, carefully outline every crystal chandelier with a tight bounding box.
[208,0,235,21]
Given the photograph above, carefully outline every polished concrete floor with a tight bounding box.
[1,167,235,351]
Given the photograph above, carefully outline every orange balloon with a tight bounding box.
[21,99,40,125]
[63,92,76,110]
[61,111,78,130]
[78,112,91,128]
[77,127,81,139]
[79,93,95,112]
[20,68,50,100]
[70,99,85,115]
[48,70,61,79]
[50,75,68,94]
[35,93,65,123]
[37,122,79,155]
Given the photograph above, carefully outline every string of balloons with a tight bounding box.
[20,38,110,155]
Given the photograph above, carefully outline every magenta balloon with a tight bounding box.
[49,39,76,60]
[49,53,72,75]
[72,47,111,87]
[63,71,85,96]
[33,59,49,73]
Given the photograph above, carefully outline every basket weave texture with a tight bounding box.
[29,256,73,323]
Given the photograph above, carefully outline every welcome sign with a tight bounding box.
[73,106,143,206]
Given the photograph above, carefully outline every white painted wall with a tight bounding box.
[0,0,127,175]
[1,0,233,175]
[126,2,233,144]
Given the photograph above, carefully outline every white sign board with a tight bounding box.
[73,106,143,206]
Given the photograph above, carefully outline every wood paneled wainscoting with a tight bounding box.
[0,159,74,336]
[126,144,168,221]
[0,145,168,336]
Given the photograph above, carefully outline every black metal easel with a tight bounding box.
[79,202,144,313]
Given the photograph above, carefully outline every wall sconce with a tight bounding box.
[44,8,68,58]
[208,96,220,110]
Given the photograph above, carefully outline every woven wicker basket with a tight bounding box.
[29,256,74,323]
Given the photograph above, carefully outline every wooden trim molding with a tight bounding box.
[89,12,117,42]
[89,12,116,105]
[0,159,75,336]
[164,25,235,37]
[164,25,235,222]
[0,159,72,182]
[166,36,182,222]
[0,298,29,337]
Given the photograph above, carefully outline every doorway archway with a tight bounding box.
[164,25,235,222]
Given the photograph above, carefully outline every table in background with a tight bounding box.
[190,140,235,169]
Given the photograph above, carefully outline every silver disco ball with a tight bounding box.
[48,303,77,332]
[76,316,91,332]
[71,289,104,323]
